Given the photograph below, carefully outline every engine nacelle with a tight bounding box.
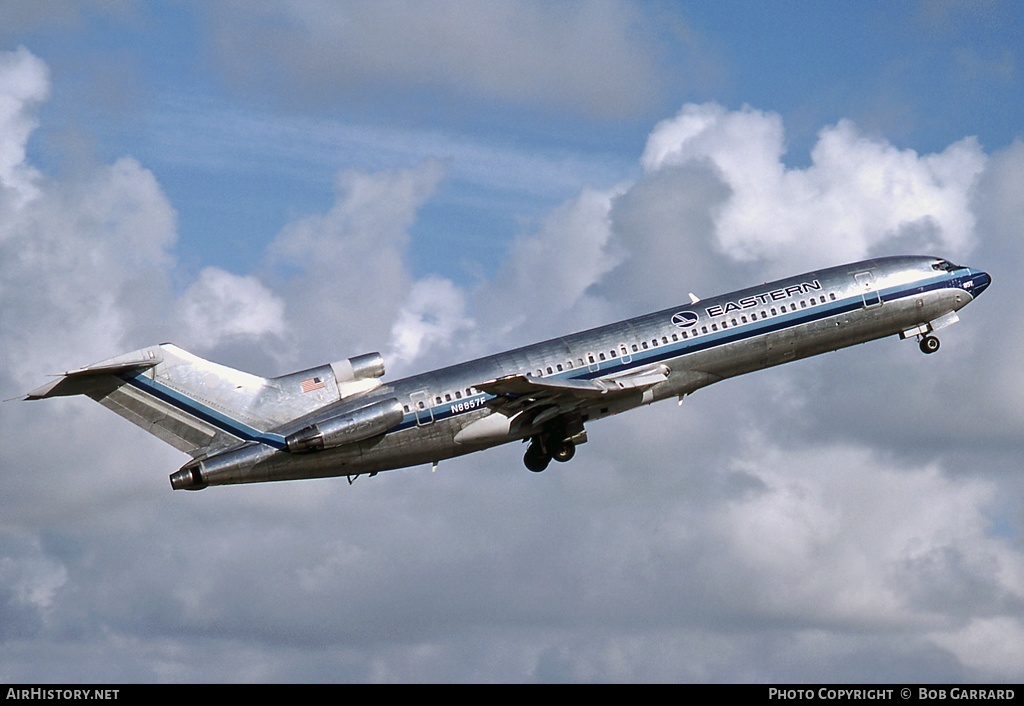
[332,352,385,382]
[170,442,277,491]
[272,352,387,404]
[285,397,405,453]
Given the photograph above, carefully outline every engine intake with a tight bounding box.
[332,352,385,382]
[285,397,404,453]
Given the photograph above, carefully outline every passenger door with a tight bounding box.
[409,390,434,426]
[854,271,882,308]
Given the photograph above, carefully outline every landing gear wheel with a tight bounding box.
[551,441,575,463]
[524,442,551,473]
[919,335,940,354]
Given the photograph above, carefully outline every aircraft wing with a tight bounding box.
[477,365,669,399]
[476,365,670,427]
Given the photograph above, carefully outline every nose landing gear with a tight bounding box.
[919,335,940,354]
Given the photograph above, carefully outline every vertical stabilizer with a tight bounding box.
[25,344,303,457]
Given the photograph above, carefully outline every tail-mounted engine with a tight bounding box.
[285,397,405,453]
[332,352,386,383]
[272,352,388,403]
[169,396,406,489]
[170,442,275,491]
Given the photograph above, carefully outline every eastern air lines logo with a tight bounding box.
[671,311,699,328]
[670,279,823,327]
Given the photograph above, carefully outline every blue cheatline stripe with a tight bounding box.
[120,372,288,450]
[576,272,958,381]
[128,271,962,440]
[398,272,962,431]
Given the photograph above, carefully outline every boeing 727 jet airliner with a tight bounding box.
[26,256,990,490]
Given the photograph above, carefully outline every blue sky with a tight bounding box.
[3,0,1024,684]
[16,1,1022,282]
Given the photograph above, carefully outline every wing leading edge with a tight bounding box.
[476,364,671,426]
[477,364,670,400]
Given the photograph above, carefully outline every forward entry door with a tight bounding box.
[855,271,882,308]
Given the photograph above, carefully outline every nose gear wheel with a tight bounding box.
[919,335,940,354]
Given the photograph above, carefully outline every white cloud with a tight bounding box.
[205,0,673,118]
[387,276,472,374]
[717,438,1023,630]
[598,162,739,313]
[641,103,987,274]
[174,267,287,350]
[0,46,48,204]
[0,153,177,383]
[0,47,179,385]
[471,186,624,348]
[264,160,447,365]
[929,617,1024,680]
[0,531,69,632]
[2,57,168,375]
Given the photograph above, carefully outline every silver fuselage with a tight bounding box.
[205,255,989,487]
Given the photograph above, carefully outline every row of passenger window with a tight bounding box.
[525,291,841,378]
[435,387,478,404]
[405,291,840,413]
[682,292,838,339]
[403,385,482,414]
[524,336,678,380]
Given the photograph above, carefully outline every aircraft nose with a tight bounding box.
[970,270,992,297]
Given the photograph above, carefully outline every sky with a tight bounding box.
[1,0,1023,684]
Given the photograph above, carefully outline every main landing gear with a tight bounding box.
[919,335,940,355]
[523,434,577,472]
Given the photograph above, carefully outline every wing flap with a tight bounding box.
[477,364,670,402]
[477,374,610,399]
[474,365,671,438]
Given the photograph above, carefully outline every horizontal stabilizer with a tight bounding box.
[25,359,161,400]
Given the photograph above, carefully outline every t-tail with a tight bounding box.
[24,343,388,460]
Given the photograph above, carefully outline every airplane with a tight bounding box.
[25,255,990,491]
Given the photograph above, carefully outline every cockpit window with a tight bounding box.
[932,259,963,272]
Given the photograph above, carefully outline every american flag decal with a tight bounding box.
[300,376,325,393]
